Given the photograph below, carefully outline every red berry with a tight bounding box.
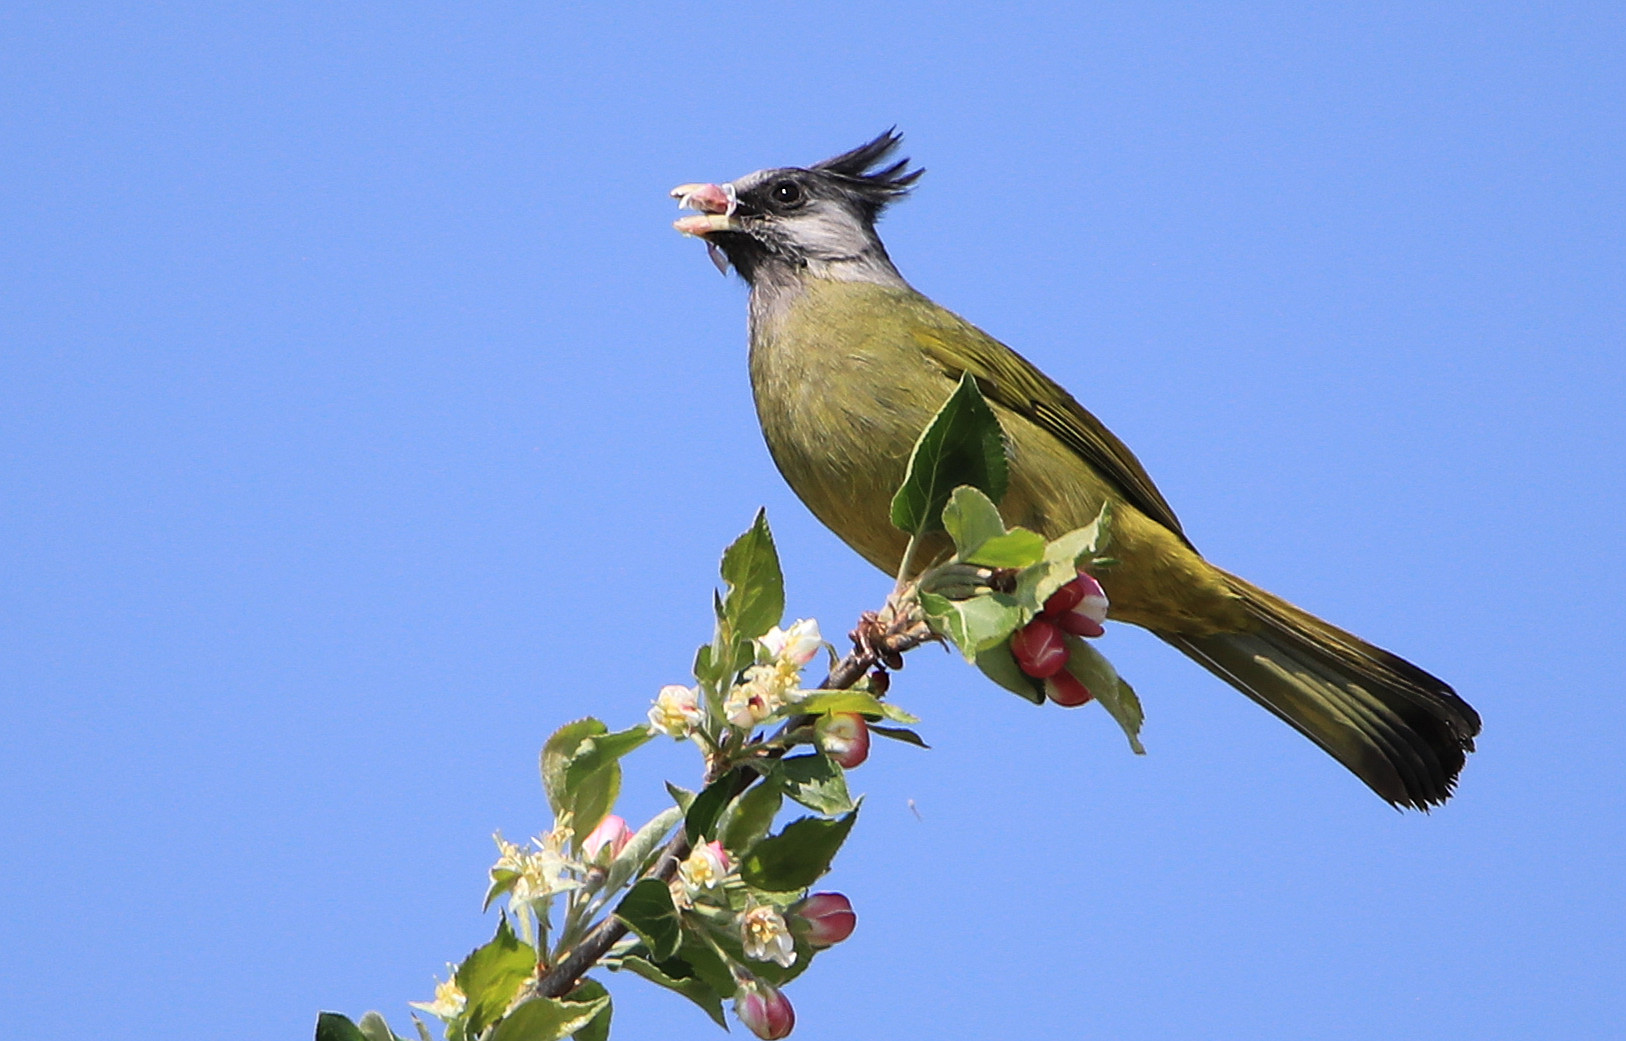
[1056,610,1106,638]
[1010,618,1069,678]
[1047,670,1094,707]
[1042,579,1084,617]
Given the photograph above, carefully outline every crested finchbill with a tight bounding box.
[669,130,1480,809]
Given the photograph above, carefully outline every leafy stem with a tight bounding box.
[529,600,934,1001]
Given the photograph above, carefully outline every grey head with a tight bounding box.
[671,129,924,289]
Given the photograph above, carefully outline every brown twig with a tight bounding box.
[533,608,935,999]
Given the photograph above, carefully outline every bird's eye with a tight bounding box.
[770,181,803,207]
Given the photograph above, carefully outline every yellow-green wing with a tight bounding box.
[910,319,1190,545]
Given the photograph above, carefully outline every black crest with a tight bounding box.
[811,128,924,218]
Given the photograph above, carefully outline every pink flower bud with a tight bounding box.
[1010,618,1069,678]
[1068,572,1110,637]
[735,982,795,1039]
[705,840,732,871]
[1041,579,1085,616]
[794,892,856,948]
[816,712,870,769]
[580,814,632,863]
[1056,610,1105,638]
[1044,572,1109,637]
[1046,669,1093,707]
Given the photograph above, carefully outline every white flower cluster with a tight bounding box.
[491,818,580,910]
[646,619,825,739]
[723,619,823,730]
[671,843,796,968]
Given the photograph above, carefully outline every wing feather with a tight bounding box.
[910,323,1190,544]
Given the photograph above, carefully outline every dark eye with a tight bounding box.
[770,181,803,207]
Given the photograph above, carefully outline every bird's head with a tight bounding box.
[671,129,923,284]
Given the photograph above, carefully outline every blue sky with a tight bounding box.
[3,3,1622,1039]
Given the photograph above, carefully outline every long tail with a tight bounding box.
[1159,572,1481,809]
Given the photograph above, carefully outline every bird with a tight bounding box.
[669,130,1480,809]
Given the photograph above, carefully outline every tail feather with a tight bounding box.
[1160,573,1480,809]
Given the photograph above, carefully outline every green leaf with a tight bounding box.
[793,690,888,718]
[720,509,785,640]
[942,485,1007,555]
[1014,504,1114,612]
[357,1013,407,1041]
[920,590,1024,661]
[691,645,732,729]
[741,807,859,891]
[490,992,611,1041]
[692,641,718,689]
[563,772,619,843]
[483,868,520,913]
[566,980,612,1041]
[540,717,644,841]
[664,782,695,813]
[615,953,727,1028]
[1083,500,1113,556]
[890,373,1009,536]
[684,771,738,844]
[941,486,1049,568]
[1063,635,1145,754]
[561,724,653,839]
[670,932,738,999]
[602,806,682,896]
[458,917,539,1038]
[315,1013,367,1041]
[541,719,607,818]
[719,781,782,856]
[868,723,930,748]
[964,529,1047,568]
[773,754,854,815]
[1105,678,1146,755]
[975,641,1046,704]
[698,633,754,693]
[879,702,921,724]
[615,878,682,960]
[568,725,653,781]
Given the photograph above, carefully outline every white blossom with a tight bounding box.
[409,968,467,1020]
[648,684,703,738]
[759,618,823,667]
[492,819,580,911]
[678,840,731,895]
[741,904,797,968]
[724,665,790,728]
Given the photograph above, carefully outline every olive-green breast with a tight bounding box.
[748,279,940,572]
